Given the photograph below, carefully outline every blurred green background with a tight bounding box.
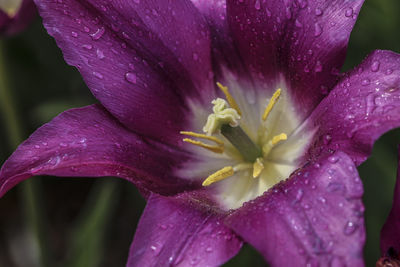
[0,0,399,266]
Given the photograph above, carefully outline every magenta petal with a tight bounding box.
[226,152,365,266]
[0,105,194,198]
[306,50,400,165]
[227,0,364,117]
[380,146,400,255]
[127,193,242,267]
[34,0,213,145]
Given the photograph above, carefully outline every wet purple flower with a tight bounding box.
[0,0,36,36]
[1,0,400,266]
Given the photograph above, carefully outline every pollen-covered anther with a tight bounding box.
[180,131,224,153]
[262,133,287,155]
[252,158,264,178]
[182,138,224,154]
[262,88,281,121]
[202,166,234,186]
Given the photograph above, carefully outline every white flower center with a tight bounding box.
[178,79,314,210]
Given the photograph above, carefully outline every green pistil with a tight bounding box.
[220,124,262,162]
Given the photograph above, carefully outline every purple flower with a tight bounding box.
[0,0,36,36]
[1,0,400,266]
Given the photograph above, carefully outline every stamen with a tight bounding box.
[262,88,281,121]
[202,166,234,186]
[262,133,287,155]
[252,158,264,178]
[217,82,242,116]
[183,138,224,154]
[271,133,287,145]
[180,131,224,145]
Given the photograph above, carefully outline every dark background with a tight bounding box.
[0,0,399,266]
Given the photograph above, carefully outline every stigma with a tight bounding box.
[181,83,287,187]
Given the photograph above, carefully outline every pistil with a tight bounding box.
[220,124,262,162]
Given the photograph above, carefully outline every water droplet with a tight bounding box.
[343,221,357,235]
[192,53,199,61]
[83,26,90,33]
[295,19,303,28]
[133,0,140,3]
[125,72,137,84]
[345,7,353,17]
[91,27,105,40]
[71,31,78,37]
[254,0,261,10]
[328,156,339,163]
[96,49,105,59]
[315,8,323,16]
[82,44,93,50]
[371,61,380,72]
[205,247,213,253]
[93,72,103,79]
[386,69,393,75]
[314,23,322,37]
[314,61,322,73]
[361,79,370,86]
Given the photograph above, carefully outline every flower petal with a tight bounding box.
[380,146,400,256]
[227,0,364,118]
[34,0,213,145]
[127,192,242,267]
[0,104,195,198]
[305,50,400,165]
[226,151,365,266]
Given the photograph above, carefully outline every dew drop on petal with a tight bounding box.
[125,72,137,84]
[343,221,357,235]
[314,23,322,37]
[254,0,261,10]
[91,27,105,40]
[93,72,103,79]
[82,44,93,50]
[361,79,370,86]
[96,49,105,59]
[371,61,380,72]
[315,8,323,16]
[345,7,353,17]
[71,31,78,37]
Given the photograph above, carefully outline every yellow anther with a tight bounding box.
[183,138,224,153]
[202,166,234,186]
[252,158,264,178]
[180,131,224,145]
[271,133,287,145]
[262,88,281,121]
[262,133,288,155]
[217,82,242,116]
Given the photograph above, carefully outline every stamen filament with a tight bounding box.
[180,131,224,145]
[262,88,281,121]
[202,166,234,186]
[217,82,242,116]
[183,138,224,154]
[252,158,264,178]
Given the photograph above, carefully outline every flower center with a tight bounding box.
[181,83,288,187]
[178,80,313,210]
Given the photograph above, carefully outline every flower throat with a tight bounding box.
[180,83,287,187]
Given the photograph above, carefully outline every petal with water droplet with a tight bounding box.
[226,151,365,266]
[128,193,242,266]
[0,105,195,198]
